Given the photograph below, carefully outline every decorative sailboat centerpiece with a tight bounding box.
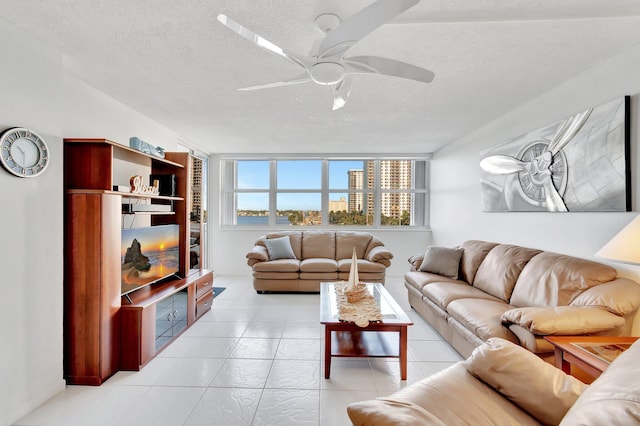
[344,247,367,303]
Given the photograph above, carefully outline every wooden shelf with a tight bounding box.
[63,138,213,385]
[67,189,183,201]
[64,138,184,168]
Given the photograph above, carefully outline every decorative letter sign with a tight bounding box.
[129,175,160,196]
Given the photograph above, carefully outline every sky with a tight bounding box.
[237,160,363,210]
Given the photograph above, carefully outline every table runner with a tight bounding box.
[334,281,383,327]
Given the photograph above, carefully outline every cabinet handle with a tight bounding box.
[201,282,210,287]
[172,310,179,319]
[167,313,173,322]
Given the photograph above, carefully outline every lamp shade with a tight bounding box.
[595,216,640,265]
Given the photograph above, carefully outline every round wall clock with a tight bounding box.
[0,127,50,178]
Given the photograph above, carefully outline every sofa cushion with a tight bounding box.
[335,231,372,260]
[301,231,336,259]
[263,236,297,260]
[570,278,640,316]
[510,252,617,308]
[337,259,386,273]
[459,240,499,284]
[252,258,300,272]
[300,258,338,273]
[560,340,640,425]
[419,246,463,279]
[473,244,542,302]
[423,281,503,311]
[252,271,299,280]
[349,363,541,426]
[446,299,518,343]
[466,338,586,426]
[299,272,338,280]
[404,271,463,293]
[501,306,625,335]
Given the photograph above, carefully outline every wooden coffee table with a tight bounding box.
[320,282,413,380]
[544,336,638,381]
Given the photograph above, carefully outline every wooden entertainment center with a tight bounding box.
[63,138,213,385]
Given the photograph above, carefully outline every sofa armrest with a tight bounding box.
[246,245,268,267]
[501,306,625,335]
[570,277,640,316]
[366,246,393,264]
[347,399,447,426]
[407,254,424,271]
[466,338,586,426]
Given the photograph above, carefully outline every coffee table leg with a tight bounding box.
[400,326,408,380]
[324,326,331,379]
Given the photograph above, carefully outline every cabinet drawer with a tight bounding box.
[195,275,214,298]
[196,290,213,319]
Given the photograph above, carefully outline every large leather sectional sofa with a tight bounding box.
[246,231,393,292]
[348,337,640,425]
[404,240,640,359]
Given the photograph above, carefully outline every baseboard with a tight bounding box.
[5,378,66,426]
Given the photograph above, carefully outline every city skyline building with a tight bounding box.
[328,196,348,212]
[345,161,413,218]
[347,169,364,212]
[378,160,412,218]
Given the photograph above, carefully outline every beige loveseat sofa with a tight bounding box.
[348,337,640,425]
[246,231,393,293]
[405,240,640,359]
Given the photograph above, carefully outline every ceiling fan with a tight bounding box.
[217,0,434,110]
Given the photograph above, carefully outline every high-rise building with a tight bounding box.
[328,196,348,212]
[347,169,364,212]
[348,161,413,219]
[378,160,412,218]
[191,158,203,220]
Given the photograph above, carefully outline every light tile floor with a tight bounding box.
[15,275,463,426]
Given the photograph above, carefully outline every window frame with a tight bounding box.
[218,154,431,230]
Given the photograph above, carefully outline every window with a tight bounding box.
[220,156,430,228]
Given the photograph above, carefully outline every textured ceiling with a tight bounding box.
[1,0,640,154]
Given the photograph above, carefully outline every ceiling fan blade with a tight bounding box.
[237,74,312,91]
[480,155,529,175]
[547,108,592,154]
[317,0,420,59]
[541,175,568,212]
[345,56,434,83]
[332,78,353,110]
[217,14,311,70]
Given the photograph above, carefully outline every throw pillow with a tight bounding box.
[264,236,297,260]
[419,246,463,279]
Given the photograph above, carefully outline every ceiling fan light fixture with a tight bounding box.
[314,13,341,34]
[310,62,344,85]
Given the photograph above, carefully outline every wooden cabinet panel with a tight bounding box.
[64,193,120,385]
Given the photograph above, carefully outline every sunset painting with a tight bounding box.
[121,224,180,295]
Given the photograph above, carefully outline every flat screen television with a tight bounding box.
[121,224,180,296]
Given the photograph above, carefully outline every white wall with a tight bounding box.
[0,17,181,426]
[430,42,640,334]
